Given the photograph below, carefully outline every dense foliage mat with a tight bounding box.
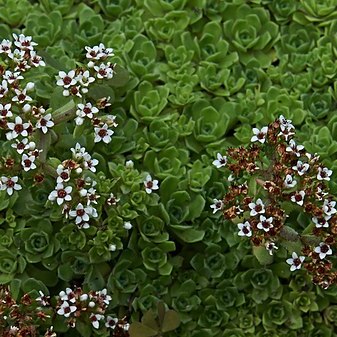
[2,0,337,336]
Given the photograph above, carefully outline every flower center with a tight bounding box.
[63,76,72,85]
[98,129,107,137]
[57,189,67,198]
[76,209,85,217]
[6,179,14,188]
[14,124,24,133]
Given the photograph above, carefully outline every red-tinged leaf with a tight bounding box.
[128,322,158,337]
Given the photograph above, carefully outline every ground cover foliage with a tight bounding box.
[2,0,337,336]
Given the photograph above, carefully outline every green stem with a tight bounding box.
[52,99,77,125]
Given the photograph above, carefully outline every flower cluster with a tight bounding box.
[47,143,101,228]
[55,43,117,144]
[55,286,129,333]
[0,286,53,337]
[212,115,337,288]
[0,34,55,195]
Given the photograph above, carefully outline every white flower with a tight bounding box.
[109,243,117,252]
[29,50,45,67]
[59,288,76,303]
[286,252,305,271]
[257,215,274,232]
[286,140,304,157]
[11,138,32,154]
[314,242,332,260]
[248,198,265,216]
[125,160,134,168]
[8,48,25,62]
[69,203,93,224]
[98,289,111,305]
[12,88,32,104]
[75,102,98,125]
[70,143,88,159]
[323,199,337,216]
[210,199,224,214]
[56,70,77,88]
[0,103,12,119]
[317,167,332,181]
[36,113,54,134]
[237,221,252,237]
[283,174,297,188]
[76,70,95,93]
[106,193,120,206]
[6,116,30,140]
[82,153,99,173]
[21,154,37,171]
[265,242,278,255]
[124,221,132,230]
[144,174,159,194]
[279,115,294,130]
[212,153,227,168]
[36,291,49,306]
[57,301,77,318]
[316,187,328,201]
[0,39,11,54]
[48,184,72,205]
[3,70,23,84]
[290,190,305,206]
[56,165,71,184]
[90,313,104,329]
[105,316,118,329]
[0,176,22,195]
[94,62,114,79]
[312,215,330,228]
[251,126,268,143]
[13,33,37,50]
[94,124,114,143]
[292,160,310,176]
[0,80,8,98]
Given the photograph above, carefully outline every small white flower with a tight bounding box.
[291,190,305,206]
[317,167,332,181]
[11,138,32,154]
[36,113,54,134]
[83,153,99,173]
[12,88,32,104]
[48,184,72,205]
[13,33,37,50]
[323,199,337,216]
[286,139,304,157]
[3,70,23,84]
[314,242,332,260]
[125,160,134,168]
[292,160,310,176]
[237,221,252,237]
[248,198,265,216]
[212,153,227,168]
[59,288,76,303]
[286,252,305,271]
[265,242,278,256]
[312,215,330,228]
[0,103,12,119]
[90,313,104,329]
[109,244,117,252]
[316,187,328,201]
[76,70,95,92]
[36,290,49,306]
[94,124,114,143]
[251,126,268,143]
[56,165,71,184]
[70,143,88,159]
[0,39,12,54]
[69,203,93,224]
[57,301,77,318]
[0,176,22,195]
[75,102,98,125]
[80,294,88,301]
[98,289,111,305]
[8,48,25,62]
[29,50,45,67]
[123,221,132,230]
[106,193,120,205]
[210,199,224,214]
[0,80,8,98]
[6,116,30,140]
[144,174,159,194]
[283,174,297,188]
[105,316,118,329]
[21,154,36,171]
[56,70,77,88]
[94,62,114,79]
[26,82,35,91]
[257,215,274,232]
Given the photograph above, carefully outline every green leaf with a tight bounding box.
[129,322,158,337]
[9,279,21,300]
[252,245,274,265]
[141,310,159,330]
[161,310,180,332]
[76,320,92,337]
[170,226,205,243]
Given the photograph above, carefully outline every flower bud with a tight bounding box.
[25,82,35,91]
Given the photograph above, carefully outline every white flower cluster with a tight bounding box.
[48,143,100,228]
[56,43,115,98]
